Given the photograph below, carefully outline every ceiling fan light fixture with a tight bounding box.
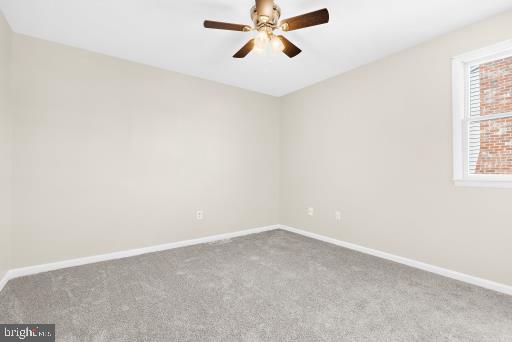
[271,35,284,53]
[253,45,265,55]
[203,1,329,58]
[255,30,270,50]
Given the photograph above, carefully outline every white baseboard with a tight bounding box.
[2,224,511,297]
[0,270,9,293]
[279,225,512,296]
[0,224,279,292]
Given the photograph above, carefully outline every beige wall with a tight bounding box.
[9,33,280,268]
[0,11,12,279]
[281,11,512,286]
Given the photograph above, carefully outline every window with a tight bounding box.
[452,41,512,188]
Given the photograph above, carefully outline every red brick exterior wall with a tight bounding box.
[475,56,512,174]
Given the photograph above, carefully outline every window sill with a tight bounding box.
[454,179,512,189]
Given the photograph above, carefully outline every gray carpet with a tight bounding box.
[0,229,511,341]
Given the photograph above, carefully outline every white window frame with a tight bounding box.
[452,40,512,189]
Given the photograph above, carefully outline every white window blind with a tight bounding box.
[467,65,481,174]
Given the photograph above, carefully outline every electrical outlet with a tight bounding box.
[196,210,204,220]
[335,211,342,222]
[307,207,314,216]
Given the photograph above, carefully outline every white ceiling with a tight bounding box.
[1,0,512,96]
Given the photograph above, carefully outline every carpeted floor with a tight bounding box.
[0,229,511,341]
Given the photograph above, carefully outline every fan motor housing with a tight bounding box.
[250,5,281,27]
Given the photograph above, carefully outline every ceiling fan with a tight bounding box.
[203,0,329,58]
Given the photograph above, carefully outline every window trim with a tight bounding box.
[452,40,512,189]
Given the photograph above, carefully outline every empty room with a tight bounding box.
[0,0,511,341]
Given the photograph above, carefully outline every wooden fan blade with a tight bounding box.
[256,0,274,19]
[280,8,329,31]
[278,36,302,58]
[233,39,256,58]
[204,20,251,32]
